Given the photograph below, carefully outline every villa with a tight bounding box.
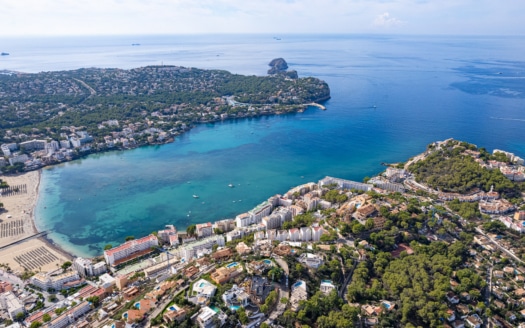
[246,259,273,275]
[299,253,324,269]
[320,280,336,295]
[191,279,216,305]
[195,306,226,328]
[163,304,187,324]
[210,262,243,284]
[249,275,274,305]
[222,284,250,310]
[290,280,307,311]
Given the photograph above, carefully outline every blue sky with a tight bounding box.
[0,0,523,36]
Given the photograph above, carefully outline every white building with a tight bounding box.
[318,176,372,192]
[158,225,177,244]
[196,222,213,238]
[175,235,225,261]
[192,279,216,303]
[73,257,107,277]
[196,306,220,328]
[249,201,273,224]
[8,154,28,166]
[60,140,71,149]
[104,234,159,266]
[235,213,252,228]
[311,226,323,241]
[226,229,244,242]
[98,273,116,290]
[320,280,337,295]
[19,139,47,151]
[46,301,91,328]
[30,271,80,291]
[70,137,81,148]
[0,292,24,320]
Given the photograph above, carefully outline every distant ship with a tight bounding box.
[1,53,9,56]
[131,43,141,46]
[228,183,234,188]
[193,194,199,199]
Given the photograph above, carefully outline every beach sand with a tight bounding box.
[0,171,72,275]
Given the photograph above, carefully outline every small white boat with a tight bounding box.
[228,183,234,188]
[193,195,199,199]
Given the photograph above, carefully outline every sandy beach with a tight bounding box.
[0,171,71,275]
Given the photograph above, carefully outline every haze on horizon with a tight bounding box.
[1,0,523,37]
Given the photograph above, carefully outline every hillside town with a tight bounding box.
[2,140,525,327]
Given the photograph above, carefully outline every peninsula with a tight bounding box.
[0,61,330,172]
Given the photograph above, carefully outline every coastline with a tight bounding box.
[0,170,73,273]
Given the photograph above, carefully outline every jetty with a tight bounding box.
[308,102,326,110]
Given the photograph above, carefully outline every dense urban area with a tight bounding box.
[0,61,330,173]
[2,139,525,328]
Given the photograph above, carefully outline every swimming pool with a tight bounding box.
[382,302,391,309]
[210,305,220,313]
[293,281,304,288]
[321,279,333,284]
[226,262,239,268]
[134,302,140,309]
[122,312,128,319]
[169,305,180,311]
[229,305,241,311]
[263,259,272,265]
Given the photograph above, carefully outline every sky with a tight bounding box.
[0,0,523,36]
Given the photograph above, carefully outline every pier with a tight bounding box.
[308,102,326,110]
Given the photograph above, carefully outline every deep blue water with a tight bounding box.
[2,34,524,257]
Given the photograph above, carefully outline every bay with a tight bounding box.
[2,34,523,257]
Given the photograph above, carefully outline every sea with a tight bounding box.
[1,34,524,257]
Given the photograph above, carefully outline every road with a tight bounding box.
[475,227,524,264]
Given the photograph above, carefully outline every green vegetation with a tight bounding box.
[0,66,330,143]
[409,142,521,200]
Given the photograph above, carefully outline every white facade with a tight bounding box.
[175,235,225,261]
[30,271,80,291]
[60,140,71,149]
[0,292,24,320]
[196,306,219,328]
[104,234,159,266]
[74,258,107,277]
[196,222,213,238]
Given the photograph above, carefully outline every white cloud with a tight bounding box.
[0,0,522,36]
[373,12,403,27]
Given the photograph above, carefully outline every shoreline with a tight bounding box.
[0,170,73,273]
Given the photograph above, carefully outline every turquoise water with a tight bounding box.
[22,34,525,257]
[230,305,241,311]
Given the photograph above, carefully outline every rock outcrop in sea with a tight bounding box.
[268,58,298,79]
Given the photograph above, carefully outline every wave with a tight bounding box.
[490,117,525,122]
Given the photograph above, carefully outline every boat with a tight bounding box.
[193,195,199,199]
[1,53,9,56]
[228,183,234,188]
[131,43,141,46]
